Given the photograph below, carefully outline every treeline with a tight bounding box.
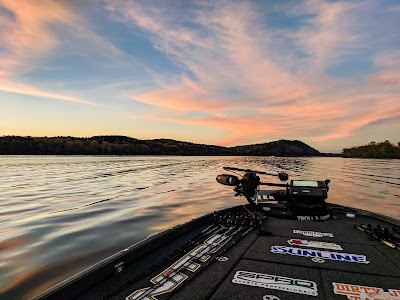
[343,140,400,159]
[0,136,321,156]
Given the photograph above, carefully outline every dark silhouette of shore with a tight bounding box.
[0,135,322,156]
[343,140,400,159]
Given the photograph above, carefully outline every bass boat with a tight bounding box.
[34,166,400,300]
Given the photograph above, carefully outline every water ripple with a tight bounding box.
[0,156,399,299]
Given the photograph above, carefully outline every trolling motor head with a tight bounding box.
[216,174,240,186]
[216,172,260,199]
[217,166,332,221]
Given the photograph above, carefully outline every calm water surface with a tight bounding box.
[1,156,399,299]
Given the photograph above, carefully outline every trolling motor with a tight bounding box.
[216,166,331,221]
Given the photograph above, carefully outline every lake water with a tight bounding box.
[1,156,399,299]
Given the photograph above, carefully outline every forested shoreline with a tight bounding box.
[343,141,400,159]
[0,135,320,156]
[3,136,398,158]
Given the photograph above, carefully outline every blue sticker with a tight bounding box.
[270,246,369,264]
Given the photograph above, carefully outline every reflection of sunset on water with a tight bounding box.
[1,156,399,299]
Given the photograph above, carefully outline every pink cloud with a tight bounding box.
[0,0,72,70]
[0,0,119,104]
[128,110,291,146]
[132,77,225,111]
[110,1,399,146]
[111,1,312,111]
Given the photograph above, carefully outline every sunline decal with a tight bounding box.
[232,270,318,296]
[288,239,343,251]
[293,229,334,238]
[270,246,369,264]
[126,233,232,300]
[332,282,400,299]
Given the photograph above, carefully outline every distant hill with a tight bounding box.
[231,139,320,156]
[0,135,321,156]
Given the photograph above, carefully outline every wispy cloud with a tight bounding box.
[107,0,399,147]
[0,80,92,104]
[0,0,119,105]
[1,0,398,149]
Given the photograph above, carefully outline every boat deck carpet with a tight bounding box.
[77,208,400,300]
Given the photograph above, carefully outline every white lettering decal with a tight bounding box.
[293,229,334,238]
[332,282,400,299]
[271,246,369,264]
[296,215,331,221]
[126,233,232,300]
[288,239,343,251]
[232,271,318,296]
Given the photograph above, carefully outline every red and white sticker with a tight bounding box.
[288,239,343,251]
[333,282,400,299]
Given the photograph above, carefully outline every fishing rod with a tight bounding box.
[113,211,259,300]
[223,166,289,181]
[104,223,222,300]
[166,228,254,300]
[353,224,400,250]
[132,225,243,300]
[373,224,400,249]
[166,219,259,299]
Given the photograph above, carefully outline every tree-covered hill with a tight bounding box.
[231,139,320,156]
[0,135,322,156]
[343,140,400,159]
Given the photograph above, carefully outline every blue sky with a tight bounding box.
[0,0,399,152]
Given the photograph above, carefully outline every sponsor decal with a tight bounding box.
[333,282,400,299]
[126,233,231,300]
[288,239,343,251]
[270,246,369,264]
[297,215,330,221]
[232,270,318,296]
[311,258,325,263]
[293,229,334,238]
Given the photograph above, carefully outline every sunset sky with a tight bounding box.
[0,0,399,152]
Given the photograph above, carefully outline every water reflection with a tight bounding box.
[0,156,399,299]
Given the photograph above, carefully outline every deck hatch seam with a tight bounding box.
[206,232,260,300]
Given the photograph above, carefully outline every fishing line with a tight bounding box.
[239,195,255,217]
